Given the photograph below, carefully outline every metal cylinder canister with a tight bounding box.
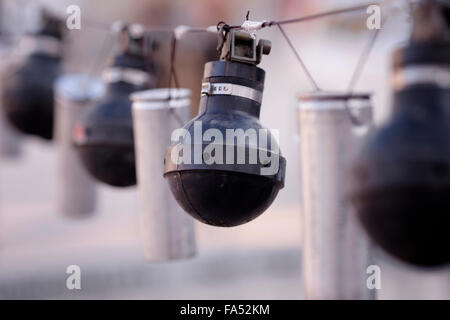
[54,74,105,218]
[0,43,22,158]
[0,106,22,158]
[298,92,374,299]
[131,88,196,261]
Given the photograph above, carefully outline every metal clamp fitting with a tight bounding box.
[201,82,263,104]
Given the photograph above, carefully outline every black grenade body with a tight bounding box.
[350,41,450,266]
[75,49,152,187]
[1,17,63,140]
[164,60,286,227]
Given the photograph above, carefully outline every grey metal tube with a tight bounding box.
[0,45,22,158]
[131,88,196,261]
[54,74,105,218]
[0,107,22,158]
[298,93,374,299]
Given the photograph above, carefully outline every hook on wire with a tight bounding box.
[216,21,230,53]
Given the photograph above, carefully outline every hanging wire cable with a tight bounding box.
[276,23,320,92]
[56,0,400,127]
[168,33,180,89]
[344,5,394,126]
[59,0,396,68]
[40,1,395,36]
[87,31,114,78]
[262,2,383,27]
[347,17,390,93]
[78,30,114,93]
[166,32,184,126]
[143,32,156,88]
[347,28,382,93]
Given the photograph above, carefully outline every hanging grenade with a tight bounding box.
[1,11,64,140]
[349,2,450,266]
[74,26,155,187]
[164,29,286,227]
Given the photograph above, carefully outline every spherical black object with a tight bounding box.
[165,171,282,227]
[1,14,63,140]
[75,84,138,187]
[350,42,450,267]
[74,29,153,188]
[164,60,286,227]
[2,55,61,140]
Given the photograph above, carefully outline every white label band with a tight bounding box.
[393,66,450,90]
[201,82,263,104]
[103,67,150,86]
[20,35,63,57]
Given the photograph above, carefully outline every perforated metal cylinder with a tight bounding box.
[131,88,196,261]
[54,74,105,218]
[298,93,374,299]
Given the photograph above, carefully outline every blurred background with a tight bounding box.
[0,0,449,299]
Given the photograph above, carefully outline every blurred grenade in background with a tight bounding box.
[1,10,64,140]
[349,1,450,267]
[74,25,155,187]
